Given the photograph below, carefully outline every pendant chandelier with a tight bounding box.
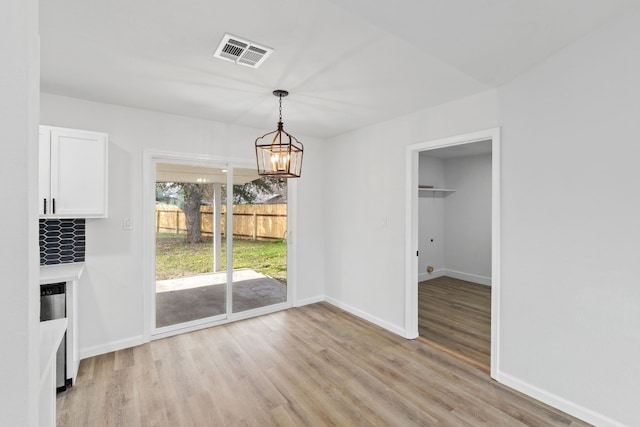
[255,90,304,178]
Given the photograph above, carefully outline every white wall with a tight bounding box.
[324,90,498,333]
[40,94,326,356]
[418,155,445,279]
[288,133,327,306]
[497,9,640,426]
[0,0,39,424]
[443,154,491,284]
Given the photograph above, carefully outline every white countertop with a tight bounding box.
[40,263,85,284]
[39,318,67,389]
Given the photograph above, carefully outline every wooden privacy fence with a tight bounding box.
[156,204,287,240]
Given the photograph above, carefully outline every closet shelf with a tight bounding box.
[418,187,456,194]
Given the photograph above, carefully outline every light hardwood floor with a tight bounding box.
[418,276,492,370]
[57,302,589,426]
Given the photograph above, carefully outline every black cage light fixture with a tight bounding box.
[255,90,304,178]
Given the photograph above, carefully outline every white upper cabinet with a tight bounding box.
[39,126,108,218]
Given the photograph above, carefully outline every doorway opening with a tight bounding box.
[144,152,291,339]
[405,128,500,377]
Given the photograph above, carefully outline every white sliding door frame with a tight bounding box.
[142,150,294,342]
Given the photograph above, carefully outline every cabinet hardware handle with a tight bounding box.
[43,198,47,215]
[52,198,56,214]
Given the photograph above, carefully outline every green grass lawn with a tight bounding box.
[155,233,286,282]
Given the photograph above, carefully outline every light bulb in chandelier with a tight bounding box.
[270,151,290,172]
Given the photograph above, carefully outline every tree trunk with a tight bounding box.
[183,183,203,243]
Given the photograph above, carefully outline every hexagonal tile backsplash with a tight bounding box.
[39,219,85,265]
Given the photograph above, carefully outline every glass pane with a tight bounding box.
[155,163,228,327]
[230,169,287,313]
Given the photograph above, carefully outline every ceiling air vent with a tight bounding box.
[213,34,273,69]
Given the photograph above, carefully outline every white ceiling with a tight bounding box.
[39,0,634,139]
[156,164,259,185]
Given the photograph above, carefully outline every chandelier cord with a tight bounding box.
[278,94,283,123]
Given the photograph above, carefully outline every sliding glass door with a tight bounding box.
[230,168,287,314]
[154,162,228,328]
[153,161,288,332]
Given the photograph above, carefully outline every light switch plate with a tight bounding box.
[123,217,133,230]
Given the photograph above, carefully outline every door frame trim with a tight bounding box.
[404,127,501,377]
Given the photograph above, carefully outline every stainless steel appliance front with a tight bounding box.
[40,282,67,391]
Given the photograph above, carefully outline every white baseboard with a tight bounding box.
[496,371,625,427]
[443,269,491,286]
[295,295,325,307]
[418,268,446,282]
[79,335,145,360]
[324,297,405,337]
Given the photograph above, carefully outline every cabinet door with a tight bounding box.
[50,128,108,217]
[39,128,52,215]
